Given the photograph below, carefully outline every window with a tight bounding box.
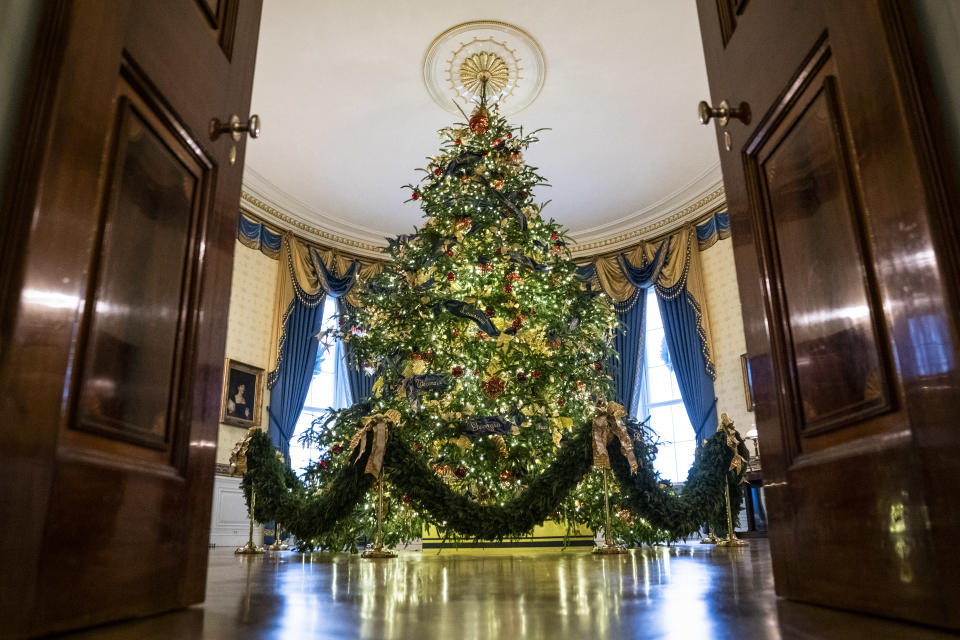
[638,288,696,484]
[288,297,352,474]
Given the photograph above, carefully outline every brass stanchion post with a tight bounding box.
[717,478,747,548]
[593,468,627,555]
[235,490,264,555]
[362,472,396,559]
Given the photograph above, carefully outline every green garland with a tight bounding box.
[241,429,376,543]
[243,418,739,545]
[382,418,593,540]
[608,431,737,538]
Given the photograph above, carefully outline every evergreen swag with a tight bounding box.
[242,417,745,548]
[243,102,747,550]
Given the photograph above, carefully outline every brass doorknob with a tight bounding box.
[698,100,750,127]
[210,114,261,142]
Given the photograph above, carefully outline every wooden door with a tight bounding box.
[696,0,960,630]
[0,1,261,636]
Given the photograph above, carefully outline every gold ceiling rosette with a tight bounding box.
[459,51,510,98]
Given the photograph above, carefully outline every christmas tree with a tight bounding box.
[291,98,672,550]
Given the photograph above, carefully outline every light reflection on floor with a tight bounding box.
[58,540,956,640]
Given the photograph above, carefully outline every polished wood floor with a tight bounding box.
[55,540,953,639]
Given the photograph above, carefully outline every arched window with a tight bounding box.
[638,288,697,483]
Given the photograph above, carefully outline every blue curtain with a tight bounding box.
[337,298,374,403]
[610,299,645,415]
[267,247,360,461]
[607,244,665,414]
[657,290,718,442]
[267,297,326,461]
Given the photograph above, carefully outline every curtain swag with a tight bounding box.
[237,212,282,258]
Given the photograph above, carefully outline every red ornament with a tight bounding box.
[493,138,501,146]
[331,443,343,455]
[446,272,456,281]
[481,376,506,399]
[512,319,521,330]
[455,465,468,479]
[594,362,603,371]
[402,493,410,504]
[551,232,559,240]
[452,366,464,378]
[452,328,459,337]
[507,133,513,139]
[504,284,513,293]
[412,191,420,200]
[318,459,329,470]
[434,168,442,176]
[455,138,462,146]
[499,469,512,480]
[414,443,424,452]
[446,250,453,257]
[532,370,542,379]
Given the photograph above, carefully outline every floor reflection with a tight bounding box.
[57,540,956,640]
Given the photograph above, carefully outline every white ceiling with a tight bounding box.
[243,0,722,255]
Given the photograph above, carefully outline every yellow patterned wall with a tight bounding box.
[217,241,279,464]
[700,238,752,434]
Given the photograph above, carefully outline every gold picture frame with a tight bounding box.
[220,359,264,427]
[741,353,754,412]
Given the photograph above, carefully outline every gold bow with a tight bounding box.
[349,409,402,477]
[719,413,747,482]
[592,401,637,475]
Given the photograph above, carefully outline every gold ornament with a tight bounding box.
[493,435,508,458]
[469,107,490,135]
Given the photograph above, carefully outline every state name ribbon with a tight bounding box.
[592,401,638,475]
[350,409,402,477]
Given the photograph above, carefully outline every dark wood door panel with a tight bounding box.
[0,0,262,636]
[747,52,894,452]
[698,0,960,629]
[33,456,190,630]
[73,80,209,455]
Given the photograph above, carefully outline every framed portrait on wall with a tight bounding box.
[220,359,264,427]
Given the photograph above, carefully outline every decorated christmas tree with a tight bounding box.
[241,85,743,553]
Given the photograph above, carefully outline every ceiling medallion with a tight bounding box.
[459,51,510,97]
[423,20,546,116]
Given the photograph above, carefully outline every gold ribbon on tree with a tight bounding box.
[592,401,638,475]
[350,409,402,477]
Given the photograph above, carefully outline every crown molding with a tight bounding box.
[569,182,727,258]
[242,169,726,261]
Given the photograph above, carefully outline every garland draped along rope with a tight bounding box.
[242,418,740,544]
